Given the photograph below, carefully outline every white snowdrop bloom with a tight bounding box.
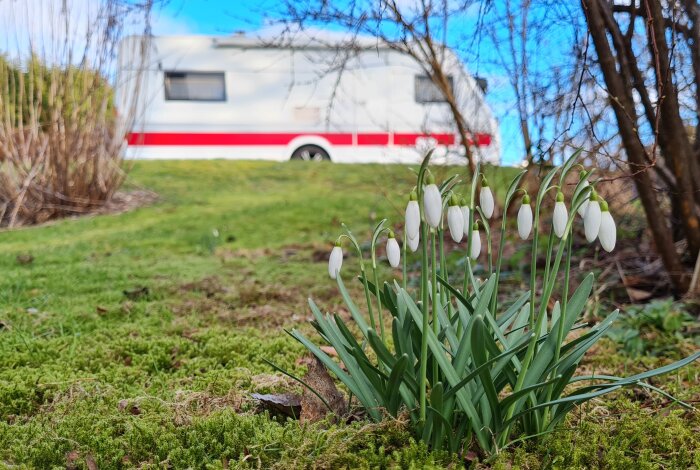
[405,191,420,240]
[328,244,343,279]
[470,224,482,260]
[460,199,470,236]
[584,192,602,243]
[598,200,616,252]
[577,178,590,218]
[423,175,442,228]
[479,178,495,219]
[447,195,464,243]
[386,232,401,268]
[552,192,568,238]
[407,233,420,252]
[517,194,533,240]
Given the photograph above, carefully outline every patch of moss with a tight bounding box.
[0,161,696,468]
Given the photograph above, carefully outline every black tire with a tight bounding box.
[290,144,331,162]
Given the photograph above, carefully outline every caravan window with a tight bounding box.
[164,71,226,101]
[415,75,453,103]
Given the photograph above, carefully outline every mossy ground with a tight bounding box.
[0,160,697,469]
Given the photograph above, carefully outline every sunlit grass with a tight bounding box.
[0,160,697,468]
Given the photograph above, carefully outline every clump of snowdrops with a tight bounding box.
[277,151,700,457]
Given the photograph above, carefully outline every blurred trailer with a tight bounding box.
[117,34,500,164]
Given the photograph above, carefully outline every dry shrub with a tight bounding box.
[0,1,153,227]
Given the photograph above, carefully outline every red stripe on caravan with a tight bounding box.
[357,133,390,145]
[126,132,491,147]
[393,133,456,145]
[126,132,355,146]
[475,133,492,146]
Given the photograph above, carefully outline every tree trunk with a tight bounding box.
[582,0,690,293]
[644,0,700,258]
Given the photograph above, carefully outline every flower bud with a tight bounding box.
[553,192,568,238]
[447,195,464,243]
[479,176,495,219]
[423,173,442,228]
[598,200,616,252]
[407,233,419,252]
[470,223,481,260]
[584,191,602,243]
[517,193,533,240]
[460,197,470,236]
[328,242,343,279]
[386,231,401,267]
[405,190,420,240]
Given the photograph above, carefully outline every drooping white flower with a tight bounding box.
[460,198,470,236]
[517,193,533,240]
[328,243,343,279]
[423,174,442,228]
[598,200,616,252]
[577,177,590,218]
[447,195,464,243]
[479,177,495,219]
[386,232,401,267]
[407,233,419,252]
[405,190,420,240]
[469,224,482,260]
[584,191,602,243]
[552,192,568,238]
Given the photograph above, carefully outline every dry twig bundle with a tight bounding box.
[0,0,152,227]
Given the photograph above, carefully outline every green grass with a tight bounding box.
[0,160,698,469]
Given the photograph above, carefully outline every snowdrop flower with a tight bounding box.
[423,173,442,228]
[469,223,482,260]
[553,191,568,238]
[460,197,470,236]
[577,173,590,218]
[407,233,420,252]
[517,193,533,240]
[447,195,464,243]
[584,190,602,243]
[328,241,343,279]
[598,200,616,252]
[386,231,401,267]
[479,176,495,219]
[405,190,420,240]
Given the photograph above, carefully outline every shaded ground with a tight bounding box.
[0,160,697,469]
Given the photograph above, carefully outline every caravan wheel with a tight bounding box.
[290,145,330,162]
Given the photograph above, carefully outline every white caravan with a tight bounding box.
[117,34,500,164]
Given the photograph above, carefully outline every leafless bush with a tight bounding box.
[0,0,152,227]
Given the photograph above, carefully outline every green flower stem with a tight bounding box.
[431,228,439,387]
[402,230,408,292]
[419,220,430,423]
[463,224,473,295]
[491,212,508,315]
[504,181,554,427]
[486,223,493,276]
[463,163,480,295]
[543,233,573,426]
[371,247,386,345]
[554,235,573,365]
[439,231,452,326]
[491,179,527,314]
[339,231,375,332]
[528,202,542,330]
[543,231,555,292]
[361,263,377,333]
[415,157,431,425]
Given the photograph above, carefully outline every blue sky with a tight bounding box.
[150,0,577,165]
